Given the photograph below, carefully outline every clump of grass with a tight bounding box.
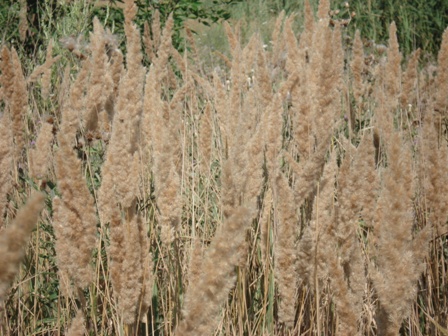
[0,0,448,335]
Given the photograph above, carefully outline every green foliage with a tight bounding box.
[0,0,94,73]
[92,0,243,51]
[348,0,448,56]
[257,0,310,16]
[0,0,22,45]
[229,0,447,56]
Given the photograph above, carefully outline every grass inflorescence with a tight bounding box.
[0,0,448,335]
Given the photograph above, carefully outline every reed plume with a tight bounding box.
[0,48,15,103]
[3,48,28,159]
[29,121,53,180]
[175,206,251,336]
[54,98,97,289]
[401,49,421,110]
[0,114,13,226]
[98,5,144,222]
[28,40,61,100]
[418,111,448,235]
[83,17,108,133]
[351,30,364,108]
[65,311,87,336]
[0,192,45,304]
[113,212,151,324]
[2,1,448,334]
[18,0,28,42]
[315,153,361,335]
[143,14,183,245]
[370,132,429,335]
[273,171,297,328]
[384,22,402,107]
[435,28,448,115]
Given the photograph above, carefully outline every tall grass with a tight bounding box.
[0,0,448,335]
